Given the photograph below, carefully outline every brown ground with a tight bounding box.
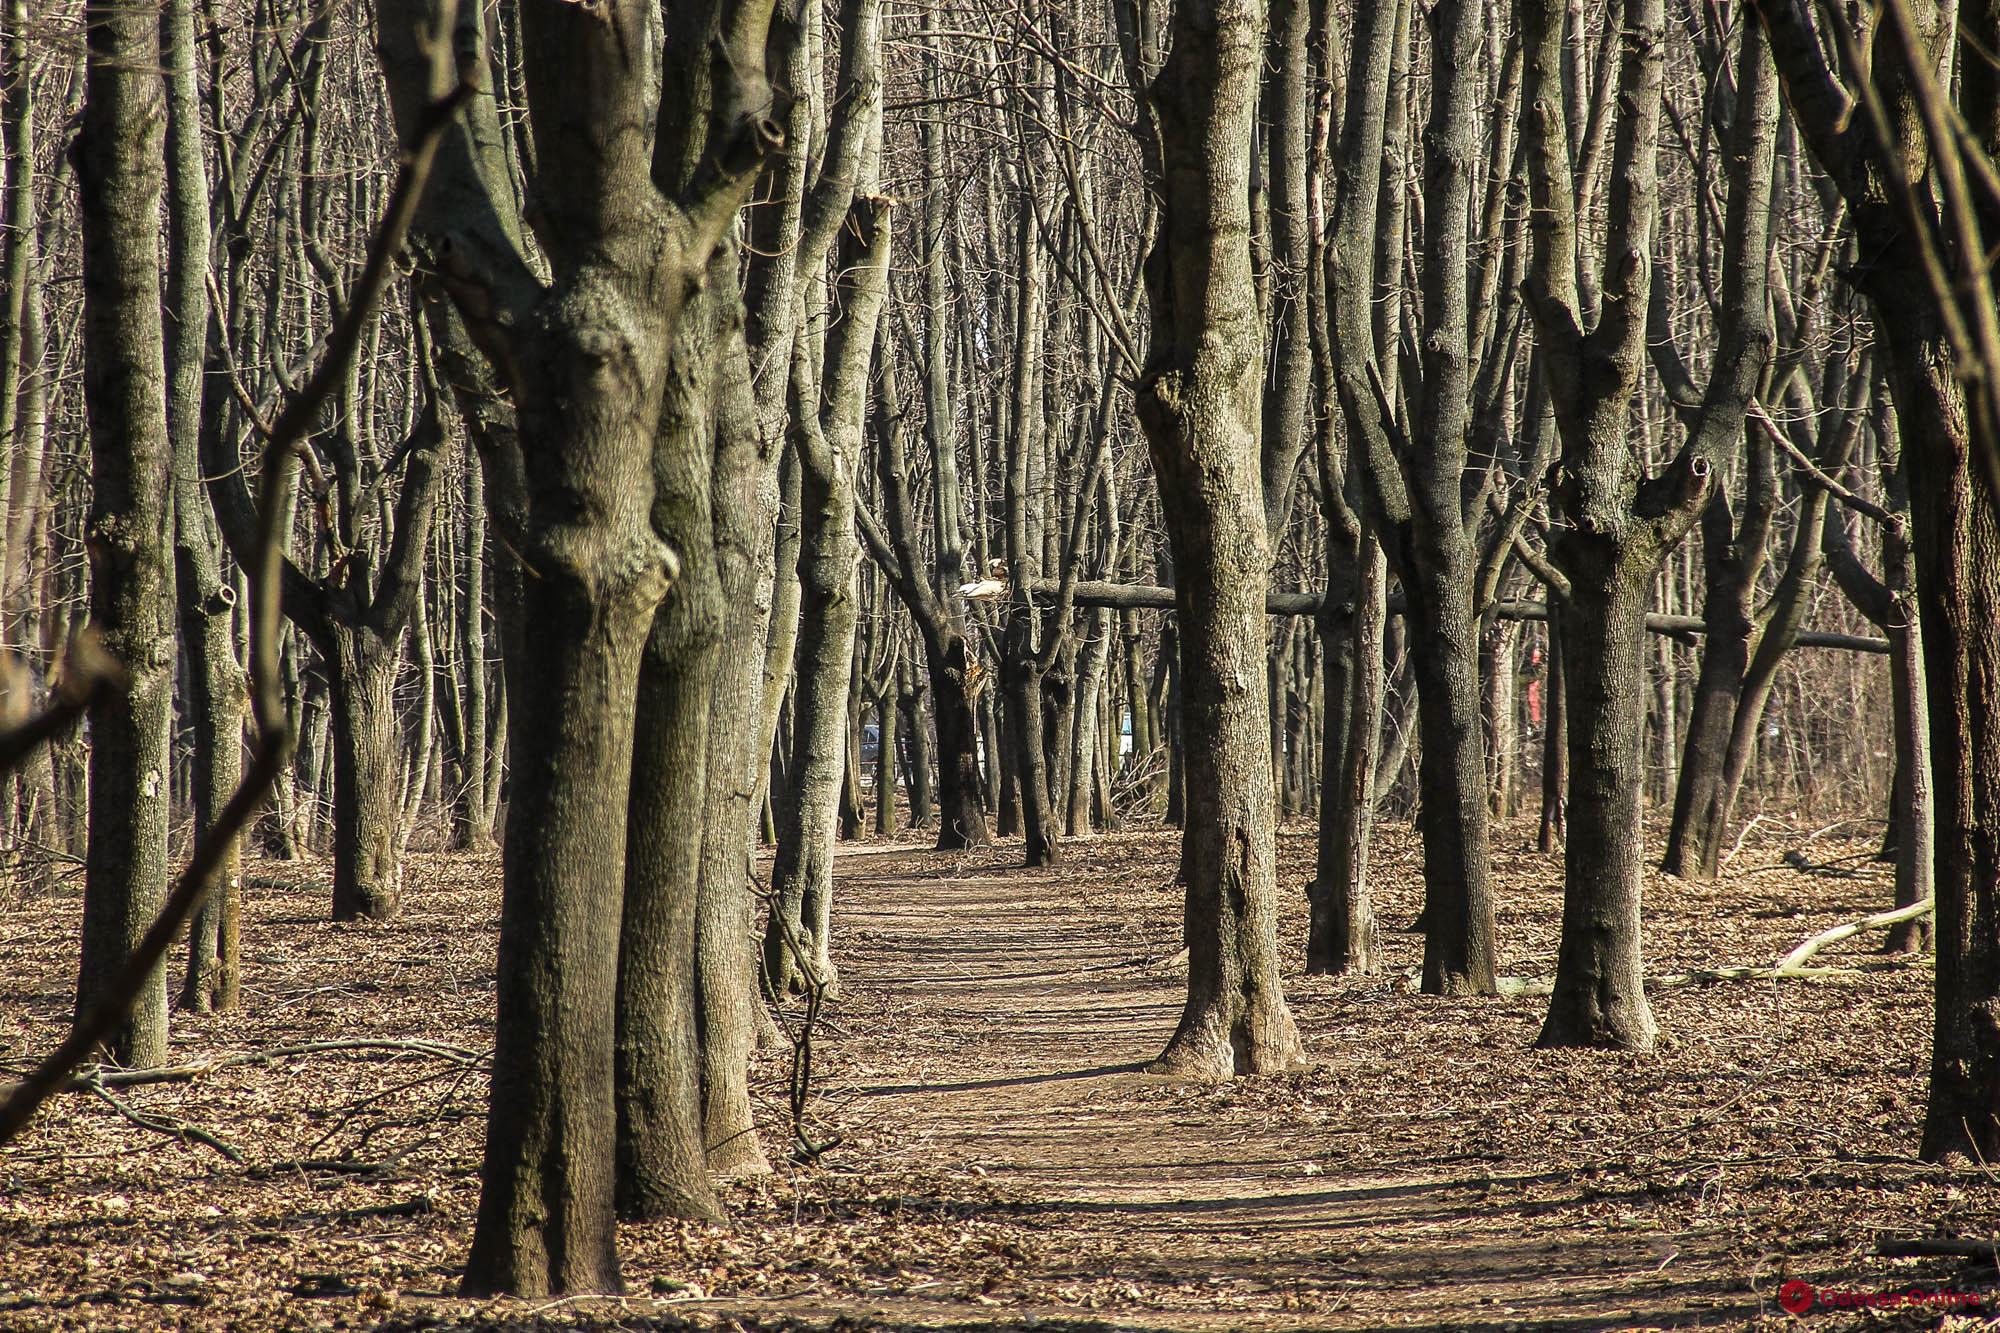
[1,817,1995,1332]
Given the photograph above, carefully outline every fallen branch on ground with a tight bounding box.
[83,1082,243,1163]
[60,1039,486,1092]
[1877,1237,2000,1263]
[1493,899,1936,998]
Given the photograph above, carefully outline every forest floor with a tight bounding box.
[2,816,1997,1332]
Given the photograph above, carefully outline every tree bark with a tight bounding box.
[75,0,176,1070]
[163,0,243,1012]
[1523,0,1775,1049]
[380,0,785,1293]
[1127,0,1302,1078]
[766,197,891,997]
[328,626,403,921]
[1747,0,2000,1156]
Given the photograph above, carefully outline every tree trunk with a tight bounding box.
[766,197,892,997]
[1000,642,1059,864]
[900,661,934,829]
[328,627,403,922]
[452,450,496,850]
[1884,601,1935,953]
[615,257,734,1223]
[1538,618,1566,852]
[1538,545,1659,1048]
[75,0,175,1070]
[1066,608,1111,837]
[1130,0,1302,1079]
[1402,560,1499,994]
[1660,543,1753,878]
[1308,528,1384,974]
[839,675,866,840]
[1886,312,2000,1163]
[873,681,898,837]
[697,246,775,1179]
[164,0,242,1013]
[923,625,984,847]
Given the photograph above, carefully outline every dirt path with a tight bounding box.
[780,837,1786,1331]
[3,824,1973,1332]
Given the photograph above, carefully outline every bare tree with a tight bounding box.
[377,0,784,1293]
[1122,0,1304,1077]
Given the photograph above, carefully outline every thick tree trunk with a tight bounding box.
[1538,544,1658,1050]
[615,267,731,1223]
[696,248,775,1179]
[923,624,985,848]
[1402,561,1498,994]
[75,0,175,1070]
[1000,642,1059,864]
[328,628,402,922]
[1886,317,2000,1163]
[471,521,662,1294]
[1132,0,1301,1079]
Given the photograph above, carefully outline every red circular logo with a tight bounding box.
[1779,1280,1815,1314]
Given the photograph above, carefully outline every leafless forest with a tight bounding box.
[2,0,1999,1325]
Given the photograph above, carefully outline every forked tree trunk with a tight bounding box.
[1321,0,1496,993]
[1528,0,1773,1050]
[380,0,785,1293]
[1661,490,1763,878]
[1000,643,1059,863]
[76,0,176,1070]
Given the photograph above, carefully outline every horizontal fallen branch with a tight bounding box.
[56,1039,486,1093]
[1492,899,1936,998]
[1877,1237,2000,1263]
[1016,579,1889,652]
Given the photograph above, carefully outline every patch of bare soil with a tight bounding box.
[1,819,1994,1332]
